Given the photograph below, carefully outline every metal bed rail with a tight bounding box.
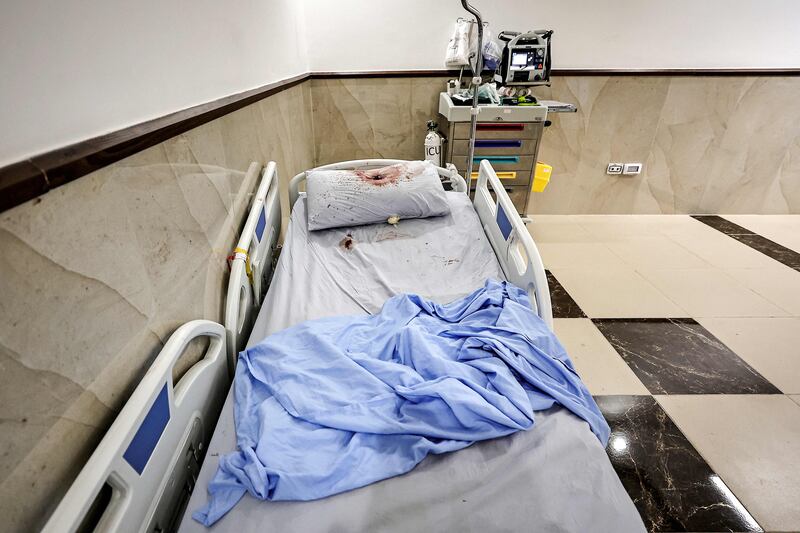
[42,320,228,533]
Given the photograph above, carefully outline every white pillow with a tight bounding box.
[305,161,451,231]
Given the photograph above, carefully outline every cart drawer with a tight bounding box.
[453,122,540,140]
[452,138,538,155]
[451,155,534,172]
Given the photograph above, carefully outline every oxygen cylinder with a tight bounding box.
[424,121,443,166]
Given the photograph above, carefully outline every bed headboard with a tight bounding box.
[288,159,467,210]
[225,161,281,369]
[473,160,554,330]
[42,320,228,533]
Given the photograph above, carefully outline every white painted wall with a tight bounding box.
[3,0,799,166]
[0,0,308,166]
[302,0,800,72]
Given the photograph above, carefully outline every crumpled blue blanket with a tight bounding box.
[193,279,609,526]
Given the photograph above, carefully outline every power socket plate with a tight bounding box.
[607,163,623,175]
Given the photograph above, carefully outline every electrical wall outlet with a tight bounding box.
[607,163,623,175]
[623,163,643,175]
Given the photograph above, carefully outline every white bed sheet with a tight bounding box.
[250,191,505,338]
[178,192,644,533]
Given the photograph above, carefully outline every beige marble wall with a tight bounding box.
[311,75,800,214]
[0,83,314,532]
[311,77,444,165]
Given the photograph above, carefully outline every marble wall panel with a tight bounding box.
[311,77,444,165]
[0,83,314,532]
[311,75,800,214]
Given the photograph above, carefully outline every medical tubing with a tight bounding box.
[460,0,483,192]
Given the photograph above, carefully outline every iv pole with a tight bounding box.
[460,0,483,193]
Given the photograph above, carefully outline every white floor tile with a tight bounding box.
[553,318,649,395]
[526,219,595,243]
[697,317,800,394]
[657,395,800,532]
[723,266,800,316]
[550,267,686,318]
[668,231,783,269]
[605,236,711,269]
[723,214,800,253]
[535,242,629,270]
[637,268,788,317]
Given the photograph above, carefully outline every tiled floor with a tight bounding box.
[528,214,800,533]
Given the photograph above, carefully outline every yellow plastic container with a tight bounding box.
[532,162,552,192]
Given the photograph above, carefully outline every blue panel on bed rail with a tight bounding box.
[123,383,170,475]
[255,206,267,242]
[475,140,523,149]
[497,202,513,240]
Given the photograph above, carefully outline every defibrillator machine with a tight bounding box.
[499,30,553,86]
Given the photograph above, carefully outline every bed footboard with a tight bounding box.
[473,160,553,330]
[225,161,281,369]
[42,320,228,533]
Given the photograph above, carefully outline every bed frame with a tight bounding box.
[225,157,551,352]
[43,158,551,533]
[42,320,228,533]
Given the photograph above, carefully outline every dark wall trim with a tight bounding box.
[0,72,309,214]
[3,67,800,213]
[313,68,800,78]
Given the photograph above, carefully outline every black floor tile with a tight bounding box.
[596,395,763,532]
[692,215,800,271]
[546,270,586,318]
[729,233,800,270]
[592,318,780,395]
[692,215,755,235]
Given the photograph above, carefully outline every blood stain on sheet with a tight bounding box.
[340,233,356,251]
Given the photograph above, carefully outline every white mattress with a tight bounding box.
[179,192,644,533]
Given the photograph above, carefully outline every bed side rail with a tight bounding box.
[473,160,553,330]
[42,320,228,533]
[289,159,467,211]
[225,161,281,368]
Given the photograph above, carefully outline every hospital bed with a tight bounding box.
[43,160,644,533]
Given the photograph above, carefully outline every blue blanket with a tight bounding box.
[194,279,609,526]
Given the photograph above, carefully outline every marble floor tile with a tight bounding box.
[722,266,800,315]
[554,319,648,395]
[593,319,780,394]
[549,268,686,318]
[692,215,755,235]
[536,242,629,270]
[668,231,783,269]
[573,215,711,241]
[657,395,800,532]
[595,395,761,532]
[692,215,800,270]
[605,236,711,269]
[723,214,800,253]
[637,268,788,317]
[546,270,586,318]
[696,317,800,394]
[526,217,595,243]
[729,233,800,270]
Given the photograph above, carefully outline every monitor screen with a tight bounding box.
[511,51,530,67]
